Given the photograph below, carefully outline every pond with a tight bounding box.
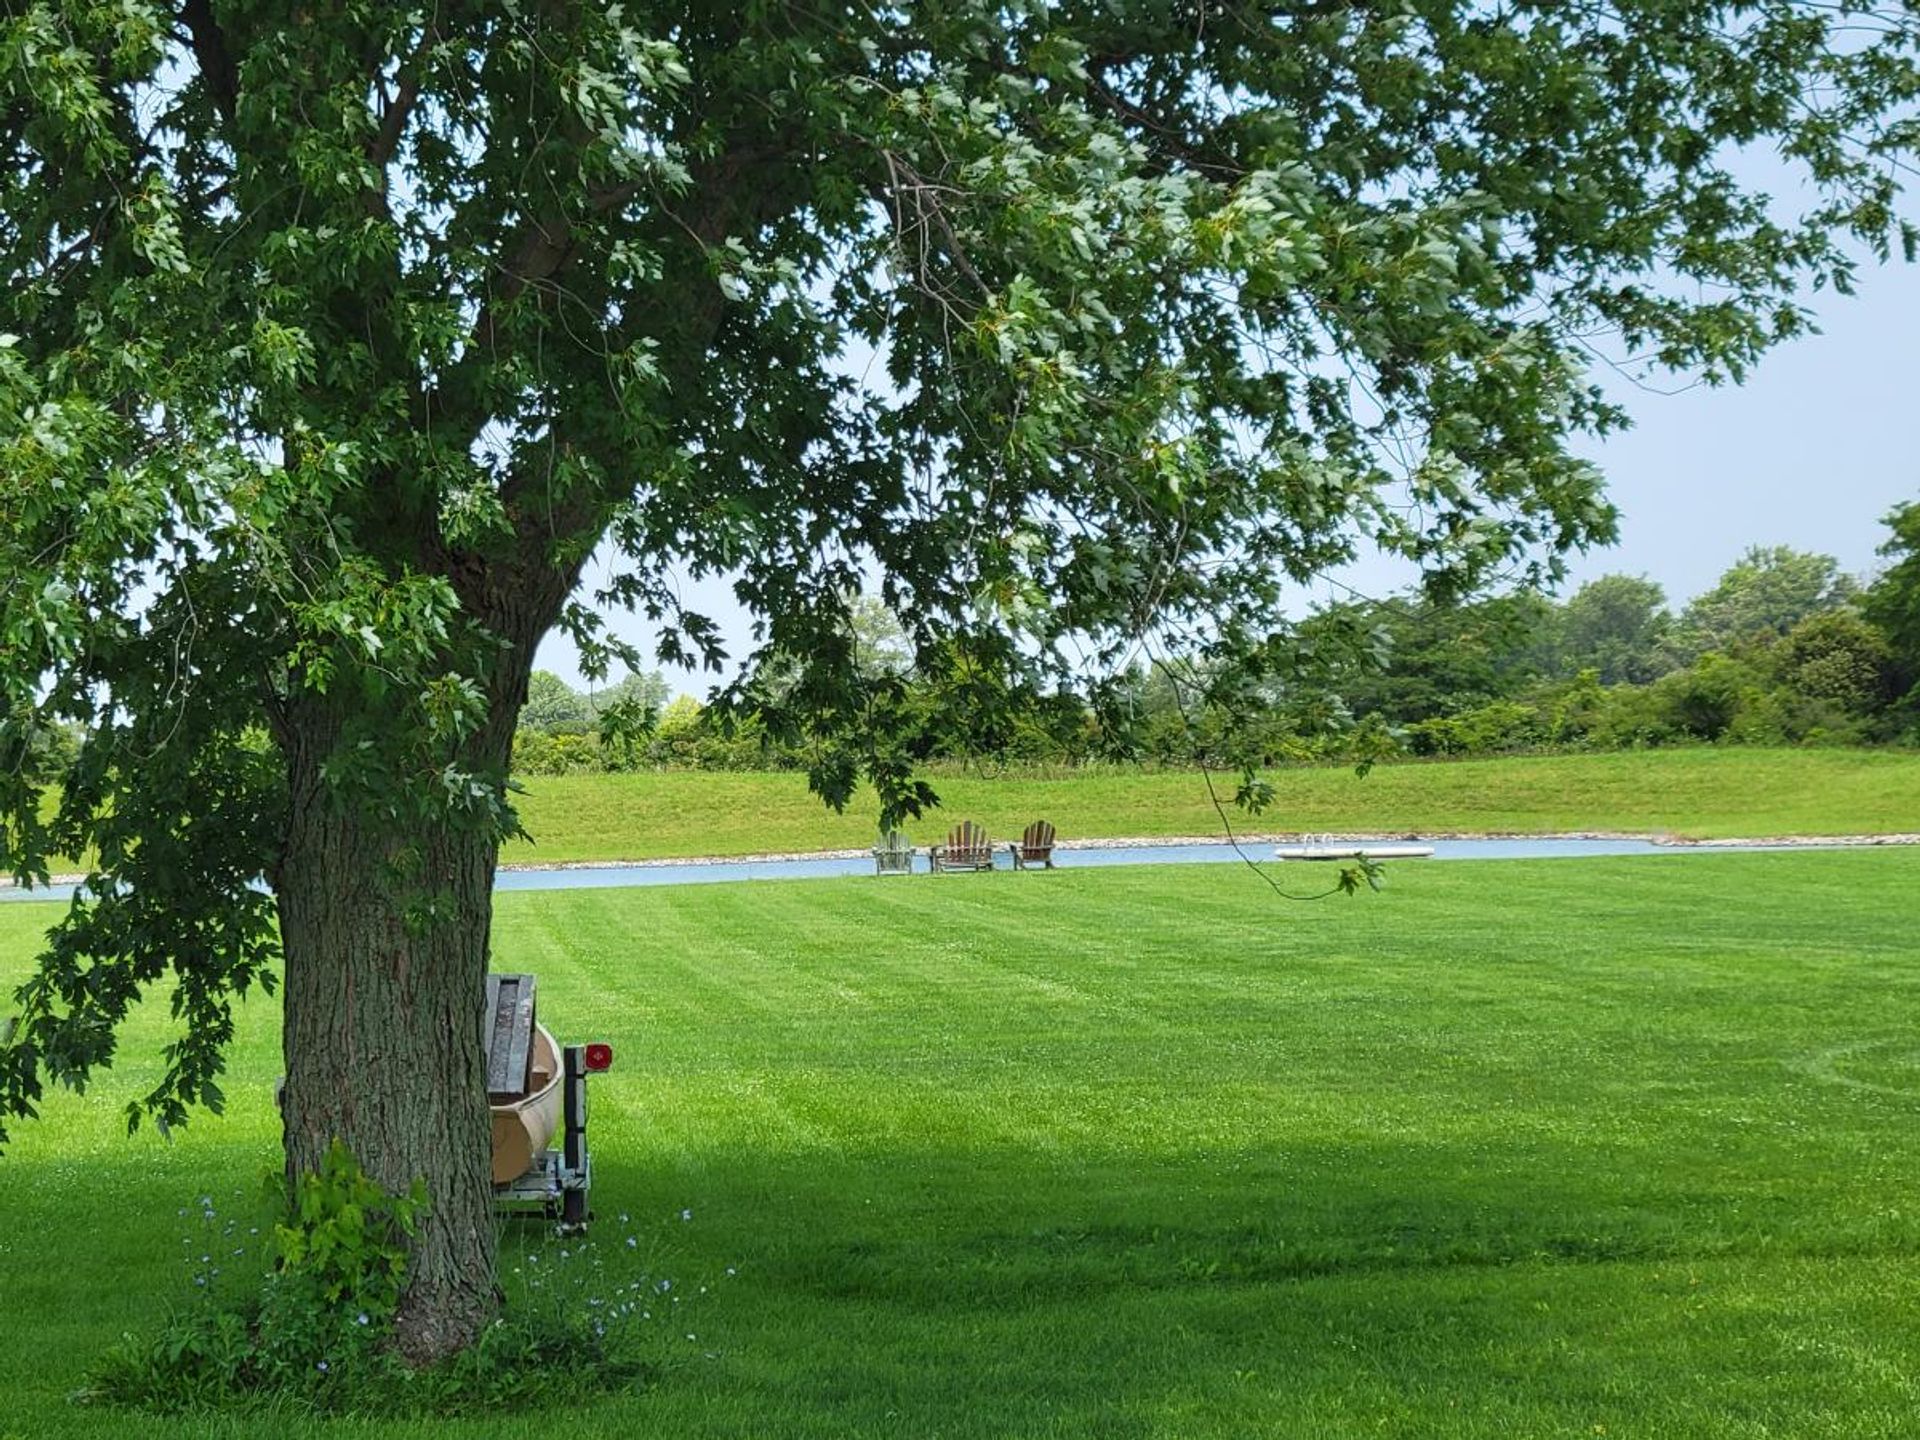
[490,835,1795,892]
[0,834,1837,905]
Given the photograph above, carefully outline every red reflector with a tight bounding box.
[584,1042,614,1072]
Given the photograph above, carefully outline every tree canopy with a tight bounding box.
[1556,574,1673,686]
[3,0,1919,1359]
[1865,499,1920,705]
[1674,545,1858,659]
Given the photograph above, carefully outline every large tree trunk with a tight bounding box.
[275,738,505,1365]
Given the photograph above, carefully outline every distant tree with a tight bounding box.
[1555,575,1674,685]
[589,671,672,717]
[1863,501,1920,709]
[1315,592,1555,726]
[518,671,593,733]
[587,671,672,766]
[1676,547,1856,659]
[846,594,913,680]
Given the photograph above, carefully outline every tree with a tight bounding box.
[1554,575,1675,686]
[4,3,1919,1363]
[845,594,913,681]
[589,670,672,722]
[1863,500,1920,713]
[1675,546,1858,660]
[517,670,593,733]
[1306,591,1556,726]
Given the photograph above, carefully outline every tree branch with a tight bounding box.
[179,0,239,124]
[369,28,437,169]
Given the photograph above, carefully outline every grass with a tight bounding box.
[502,747,1920,863]
[4,848,1919,1435]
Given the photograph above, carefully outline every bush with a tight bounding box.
[1653,653,1764,741]
[1780,610,1896,715]
[1403,700,1548,756]
[512,730,609,776]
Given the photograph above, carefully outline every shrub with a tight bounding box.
[512,730,606,776]
[79,1148,684,1417]
[1404,700,1548,756]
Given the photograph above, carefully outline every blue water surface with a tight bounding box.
[0,834,1830,906]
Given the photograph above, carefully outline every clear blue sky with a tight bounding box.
[1563,257,1917,598]
[537,258,1920,696]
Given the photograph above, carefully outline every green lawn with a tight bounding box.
[503,748,1920,864]
[3,850,1919,1436]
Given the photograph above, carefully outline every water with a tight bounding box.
[0,835,1839,905]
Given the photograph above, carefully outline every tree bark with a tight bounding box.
[275,734,505,1365]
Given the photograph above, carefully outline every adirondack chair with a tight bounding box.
[1008,819,1057,870]
[929,820,995,872]
[872,830,916,875]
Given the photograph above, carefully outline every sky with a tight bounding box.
[1562,257,1918,598]
[535,256,1920,697]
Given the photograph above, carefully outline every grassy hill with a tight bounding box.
[501,748,1920,864]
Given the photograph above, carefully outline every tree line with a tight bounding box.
[512,505,1920,775]
[1290,518,1920,759]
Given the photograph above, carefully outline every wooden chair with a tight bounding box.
[872,830,916,875]
[1008,819,1057,870]
[929,820,994,872]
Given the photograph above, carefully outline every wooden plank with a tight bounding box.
[501,973,535,1099]
[486,973,537,1100]
[486,976,517,1096]
[483,974,502,1070]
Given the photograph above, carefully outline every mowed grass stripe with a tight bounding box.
[1,849,1917,1436]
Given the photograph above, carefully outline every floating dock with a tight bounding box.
[1272,843,1436,861]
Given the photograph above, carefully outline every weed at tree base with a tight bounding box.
[77,1153,724,1419]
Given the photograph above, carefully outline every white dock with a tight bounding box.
[1272,843,1436,861]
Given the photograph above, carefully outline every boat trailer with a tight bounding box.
[486,973,612,1235]
[491,1040,611,1234]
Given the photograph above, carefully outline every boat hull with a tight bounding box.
[490,1022,563,1184]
